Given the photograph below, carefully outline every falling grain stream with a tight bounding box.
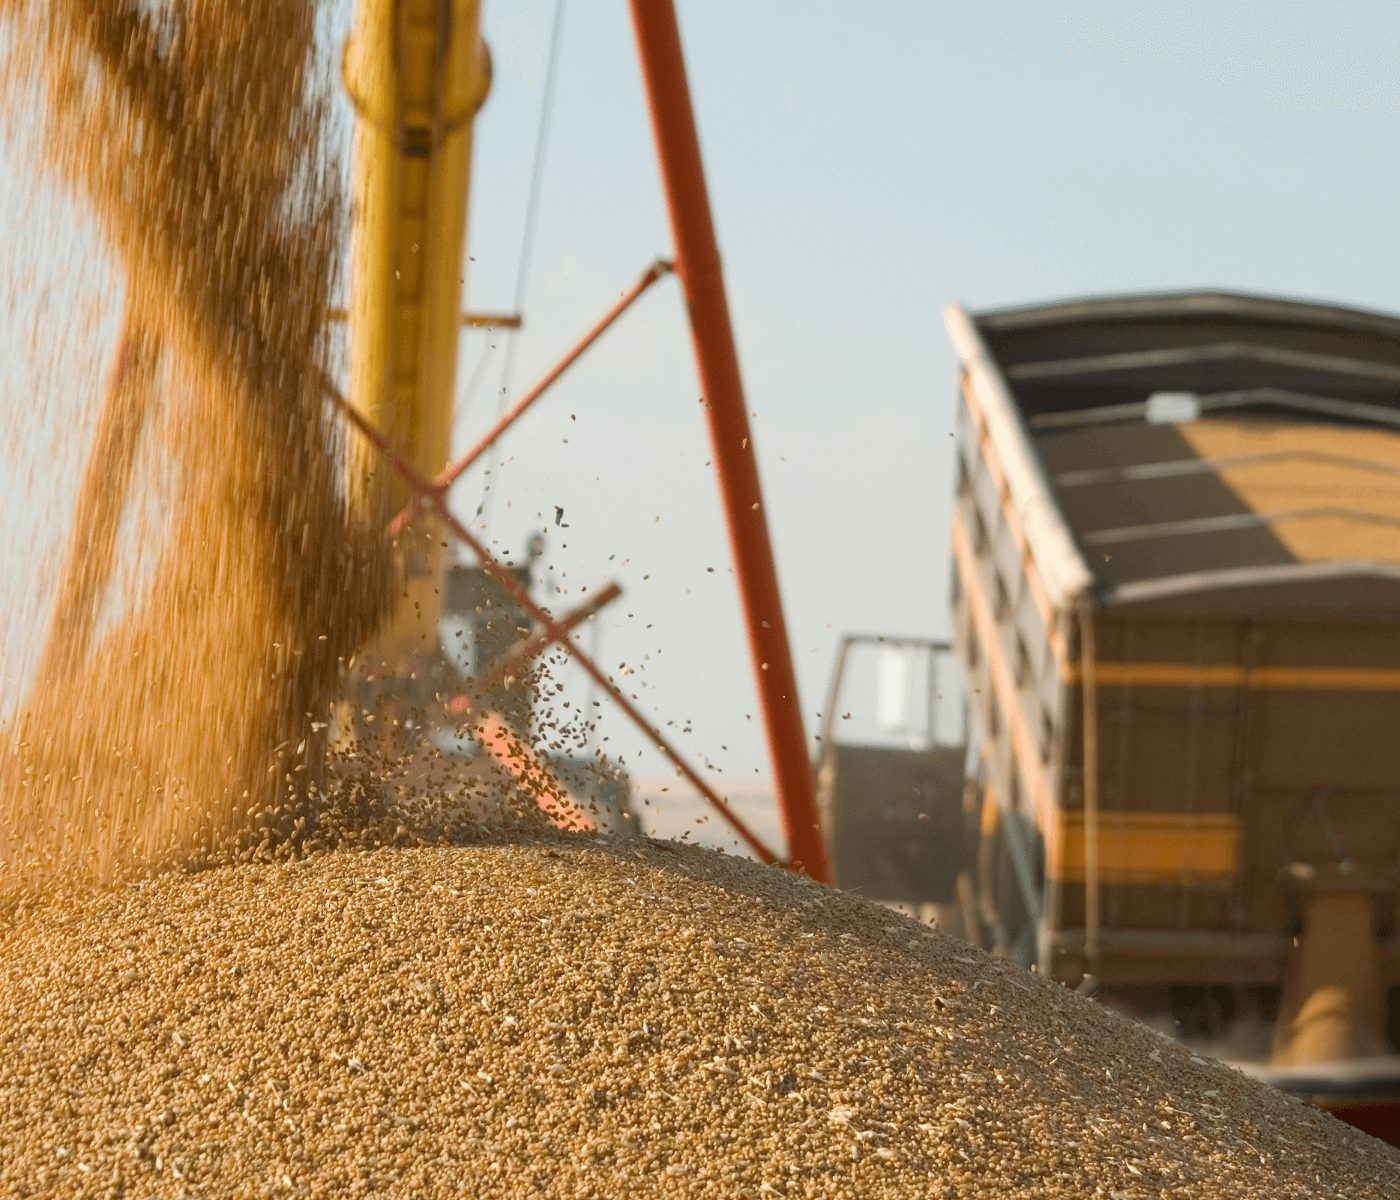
[0,0,391,882]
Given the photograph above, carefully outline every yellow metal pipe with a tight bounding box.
[343,0,490,660]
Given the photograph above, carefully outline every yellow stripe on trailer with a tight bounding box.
[1062,661,1400,691]
[1046,811,1239,884]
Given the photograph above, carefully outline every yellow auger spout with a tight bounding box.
[343,0,491,660]
[1272,892,1389,1068]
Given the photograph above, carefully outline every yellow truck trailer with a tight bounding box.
[821,290,1400,1141]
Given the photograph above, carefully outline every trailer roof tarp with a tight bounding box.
[963,292,1400,613]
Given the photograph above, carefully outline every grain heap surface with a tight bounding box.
[1,837,1394,1200]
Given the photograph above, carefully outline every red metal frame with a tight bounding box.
[334,9,832,876]
[444,586,621,833]
[388,259,674,540]
[327,379,783,866]
[448,582,622,710]
[15,0,850,961]
[627,0,829,880]
[475,582,622,696]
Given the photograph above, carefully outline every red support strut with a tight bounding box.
[388,259,674,540]
[628,0,830,881]
[326,378,784,867]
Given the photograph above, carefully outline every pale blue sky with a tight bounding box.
[450,1,1400,796]
[3,3,1398,842]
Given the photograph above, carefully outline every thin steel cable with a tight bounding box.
[476,0,567,529]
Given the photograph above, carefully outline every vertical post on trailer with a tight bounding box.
[627,0,830,881]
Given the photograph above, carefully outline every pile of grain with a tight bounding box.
[0,6,1397,1197]
[0,835,1393,1199]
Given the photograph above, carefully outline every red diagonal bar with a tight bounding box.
[445,587,621,833]
[447,583,620,716]
[473,581,623,696]
[387,258,674,540]
[328,380,783,866]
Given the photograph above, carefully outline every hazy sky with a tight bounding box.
[449,1,1400,801]
[3,2,1399,855]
